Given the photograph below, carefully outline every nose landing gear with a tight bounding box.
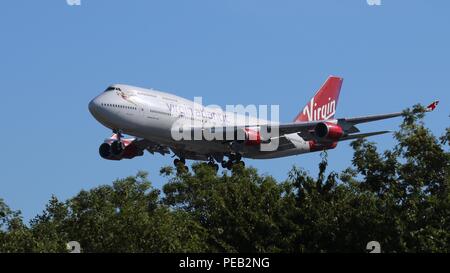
[109,130,124,155]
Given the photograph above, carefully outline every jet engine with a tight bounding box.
[314,122,344,141]
[98,139,143,160]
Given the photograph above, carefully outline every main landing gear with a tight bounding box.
[207,158,219,172]
[221,154,245,170]
[173,157,188,173]
[172,154,245,174]
[173,157,186,166]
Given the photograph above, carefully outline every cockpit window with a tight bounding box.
[104,86,122,92]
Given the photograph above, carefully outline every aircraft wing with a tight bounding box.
[336,100,439,131]
[279,100,439,136]
[340,112,403,125]
[189,100,439,143]
[187,121,320,142]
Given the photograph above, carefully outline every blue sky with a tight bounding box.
[0,0,448,221]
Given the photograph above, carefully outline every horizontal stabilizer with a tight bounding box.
[340,131,391,141]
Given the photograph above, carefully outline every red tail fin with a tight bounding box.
[294,76,343,122]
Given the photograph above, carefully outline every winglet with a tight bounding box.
[426,100,439,112]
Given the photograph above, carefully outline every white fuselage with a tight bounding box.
[88,84,313,160]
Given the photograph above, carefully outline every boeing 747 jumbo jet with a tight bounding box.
[88,76,438,171]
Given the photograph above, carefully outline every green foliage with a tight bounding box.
[163,163,291,252]
[0,105,448,252]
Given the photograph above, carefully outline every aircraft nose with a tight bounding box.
[88,97,100,117]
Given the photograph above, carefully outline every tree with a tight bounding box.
[339,105,450,252]
[0,198,34,252]
[0,104,448,252]
[162,163,295,252]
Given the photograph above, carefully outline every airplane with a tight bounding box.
[88,76,439,171]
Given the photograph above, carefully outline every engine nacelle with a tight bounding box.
[244,128,262,146]
[98,141,143,160]
[309,140,338,152]
[314,122,344,141]
[99,143,112,159]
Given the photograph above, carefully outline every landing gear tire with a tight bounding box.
[233,154,244,168]
[235,154,242,162]
[173,158,180,166]
[174,158,188,173]
[174,158,186,165]
[208,162,219,172]
[225,160,233,170]
[222,154,245,170]
[221,161,228,169]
